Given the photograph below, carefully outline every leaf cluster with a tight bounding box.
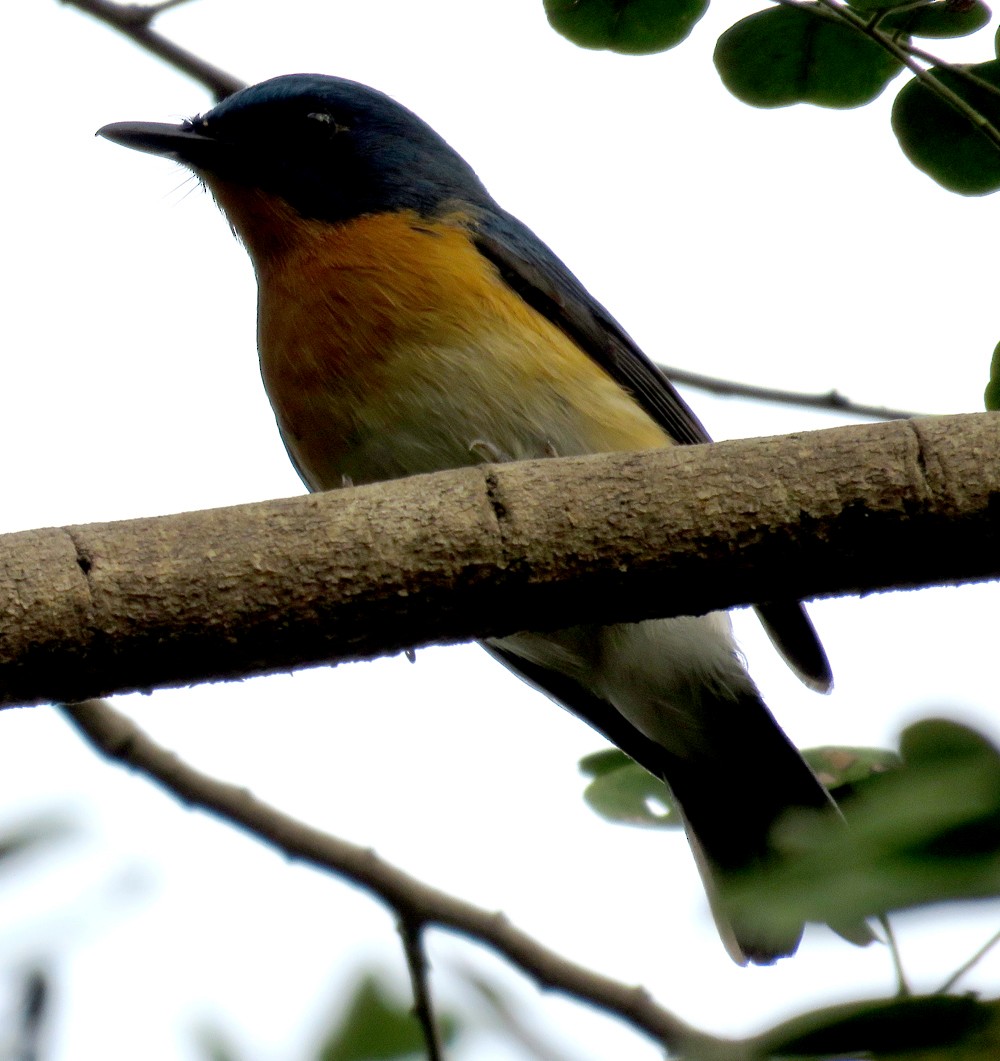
[584,717,1000,1058]
[546,0,1000,196]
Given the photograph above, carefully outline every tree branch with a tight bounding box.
[58,698,714,1056]
[398,915,444,1061]
[59,0,244,101]
[2,413,999,710]
[661,365,921,421]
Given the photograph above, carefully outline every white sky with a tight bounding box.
[3,0,1000,1058]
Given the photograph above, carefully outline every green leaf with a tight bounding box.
[724,718,1000,940]
[985,341,1000,410]
[194,1025,244,1061]
[544,0,708,55]
[715,5,903,108]
[760,995,997,1057]
[901,716,1000,766]
[579,750,680,828]
[318,974,459,1061]
[881,0,991,39]
[892,61,1000,194]
[803,744,902,796]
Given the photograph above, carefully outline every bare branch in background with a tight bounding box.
[59,0,244,100]
[398,916,444,1061]
[662,365,922,421]
[59,698,715,1056]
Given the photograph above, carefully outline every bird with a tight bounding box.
[98,73,865,964]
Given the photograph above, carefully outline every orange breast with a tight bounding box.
[202,178,671,489]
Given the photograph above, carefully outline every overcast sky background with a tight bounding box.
[4,1,1000,1058]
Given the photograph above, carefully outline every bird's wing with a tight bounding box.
[482,640,846,965]
[472,208,832,692]
[755,601,833,693]
[481,641,683,782]
[472,209,710,446]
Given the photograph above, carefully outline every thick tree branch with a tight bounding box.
[59,0,244,101]
[59,698,713,1056]
[2,413,998,710]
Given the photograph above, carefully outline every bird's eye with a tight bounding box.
[306,111,350,134]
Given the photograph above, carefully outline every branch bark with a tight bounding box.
[2,412,998,710]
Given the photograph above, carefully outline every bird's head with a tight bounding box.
[98,74,493,251]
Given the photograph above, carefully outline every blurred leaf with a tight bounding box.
[804,745,902,796]
[902,717,999,765]
[318,973,459,1061]
[881,0,991,39]
[11,966,51,1061]
[579,750,680,828]
[194,1025,244,1061]
[543,0,708,55]
[715,5,903,108]
[0,814,75,872]
[724,718,1000,941]
[892,60,1000,194]
[985,341,1000,410]
[757,995,998,1058]
[581,744,902,831]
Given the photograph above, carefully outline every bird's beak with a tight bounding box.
[97,121,220,167]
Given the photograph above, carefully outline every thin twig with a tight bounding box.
[906,43,1000,98]
[774,0,1000,156]
[878,915,910,997]
[457,963,581,1061]
[398,916,444,1061]
[936,924,1000,994]
[58,699,714,1056]
[660,365,921,421]
[59,0,244,101]
[146,0,200,17]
